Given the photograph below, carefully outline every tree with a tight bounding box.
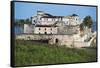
[83,16,93,28]
[15,17,32,25]
[80,23,84,31]
[15,19,25,25]
[20,19,25,23]
[25,18,31,24]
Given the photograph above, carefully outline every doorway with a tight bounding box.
[55,38,59,43]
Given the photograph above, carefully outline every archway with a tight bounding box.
[55,38,59,43]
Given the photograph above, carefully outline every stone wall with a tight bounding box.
[24,24,34,33]
[16,32,96,48]
[34,27,57,34]
[16,34,78,47]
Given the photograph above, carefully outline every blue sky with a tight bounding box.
[15,2,97,21]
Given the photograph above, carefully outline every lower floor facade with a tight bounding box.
[16,32,96,48]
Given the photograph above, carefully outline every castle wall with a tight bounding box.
[16,33,95,48]
[24,24,34,33]
[16,34,78,47]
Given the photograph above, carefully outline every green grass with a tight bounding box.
[15,40,97,66]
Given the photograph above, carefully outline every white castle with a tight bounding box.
[24,11,81,35]
[17,11,96,48]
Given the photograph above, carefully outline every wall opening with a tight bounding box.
[45,32,47,34]
[55,38,59,43]
[39,28,41,30]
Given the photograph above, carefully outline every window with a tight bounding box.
[33,20,35,22]
[39,28,41,30]
[45,28,46,30]
[45,32,47,34]
[50,28,52,30]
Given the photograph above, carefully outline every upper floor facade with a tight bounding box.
[32,11,81,26]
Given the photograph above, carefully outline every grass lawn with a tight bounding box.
[15,40,97,66]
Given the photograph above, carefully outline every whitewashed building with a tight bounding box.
[24,11,81,35]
